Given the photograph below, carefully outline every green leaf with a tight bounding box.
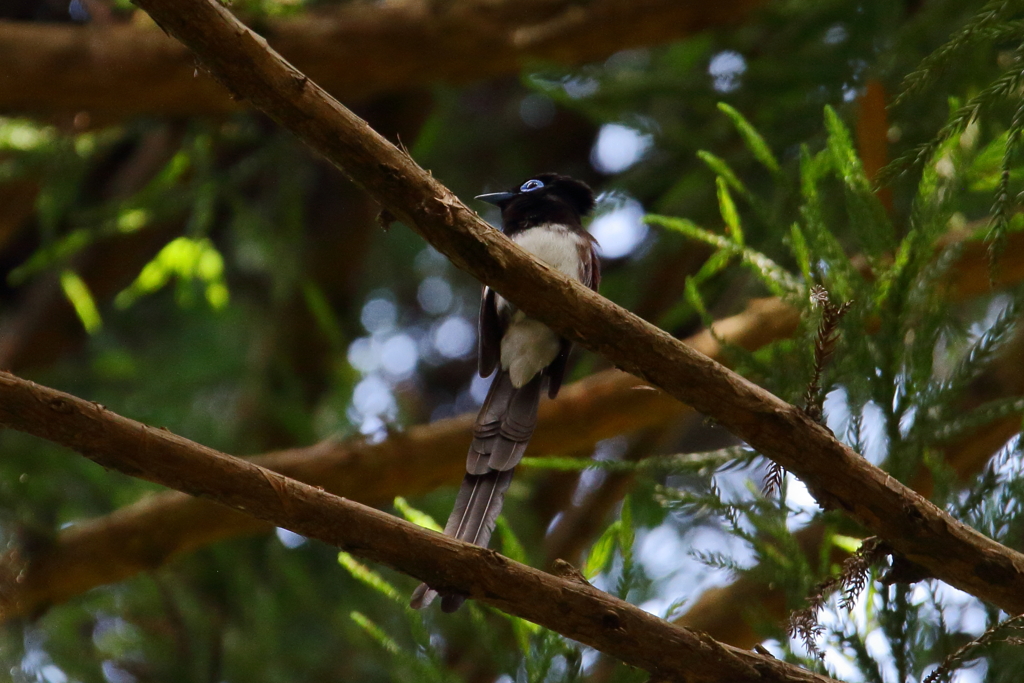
[350,611,450,683]
[697,150,752,201]
[584,521,620,579]
[338,552,401,601]
[798,145,856,300]
[60,270,102,334]
[617,496,635,558]
[115,237,230,310]
[788,223,812,285]
[684,277,713,328]
[0,118,55,152]
[615,496,637,599]
[832,534,864,554]
[692,248,735,285]
[350,611,401,655]
[716,176,743,246]
[495,517,528,565]
[519,456,636,472]
[823,105,868,190]
[717,102,780,173]
[9,229,93,285]
[393,496,443,533]
[646,214,801,297]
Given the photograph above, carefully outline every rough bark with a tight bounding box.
[0,0,764,116]
[0,371,835,683]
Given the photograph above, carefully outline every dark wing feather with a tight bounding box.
[545,340,572,399]
[545,236,600,399]
[478,286,501,378]
[586,237,602,293]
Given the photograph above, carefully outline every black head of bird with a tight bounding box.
[476,173,595,234]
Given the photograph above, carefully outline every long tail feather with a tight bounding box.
[411,371,542,611]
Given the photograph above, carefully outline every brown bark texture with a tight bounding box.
[0,0,763,116]
[0,372,835,683]
[117,0,1024,616]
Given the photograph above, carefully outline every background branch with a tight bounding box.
[0,0,764,116]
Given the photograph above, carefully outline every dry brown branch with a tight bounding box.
[0,0,764,117]
[0,297,794,622]
[0,371,836,683]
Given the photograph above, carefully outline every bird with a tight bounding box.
[411,173,601,612]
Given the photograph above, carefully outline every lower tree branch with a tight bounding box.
[4,223,1024,624]
[0,297,795,622]
[0,371,833,683]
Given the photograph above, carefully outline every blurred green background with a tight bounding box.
[4,0,1024,681]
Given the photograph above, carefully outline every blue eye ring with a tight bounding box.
[520,179,545,192]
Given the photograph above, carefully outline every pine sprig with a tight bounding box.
[803,285,854,423]
[786,537,888,660]
[914,294,1022,437]
[893,0,1016,109]
[762,461,785,499]
[885,62,1024,182]
[986,92,1024,267]
[923,613,1024,683]
[838,538,886,610]
[764,286,852,497]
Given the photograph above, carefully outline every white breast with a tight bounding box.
[512,224,585,282]
[496,224,586,387]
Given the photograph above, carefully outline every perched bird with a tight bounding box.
[411,173,601,612]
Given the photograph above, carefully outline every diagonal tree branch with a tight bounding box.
[0,371,834,683]
[124,0,1024,615]
[0,0,764,116]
